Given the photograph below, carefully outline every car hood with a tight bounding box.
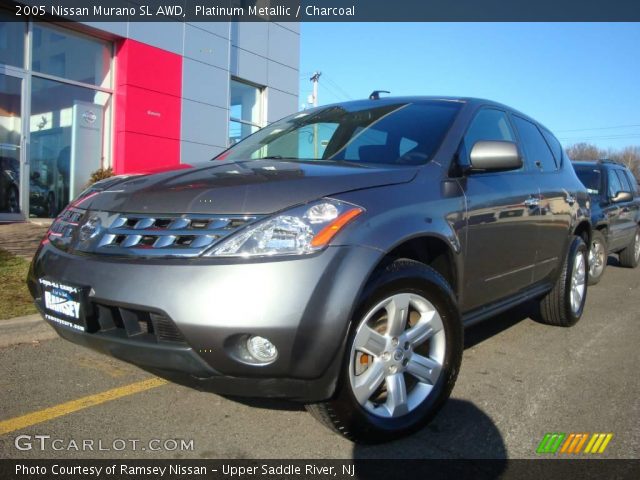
[76,160,418,214]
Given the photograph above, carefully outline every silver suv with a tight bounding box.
[29,97,591,442]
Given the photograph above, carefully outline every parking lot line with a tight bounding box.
[0,377,167,436]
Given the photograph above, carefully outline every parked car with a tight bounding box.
[28,97,591,443]
[0,155,20,214]
[573,160,640,284]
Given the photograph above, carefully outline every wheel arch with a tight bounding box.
[365,234,461,301]
[573,220,592,246]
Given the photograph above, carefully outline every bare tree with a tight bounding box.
[565,142,603,161]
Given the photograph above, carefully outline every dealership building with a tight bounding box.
[0,11,300,221]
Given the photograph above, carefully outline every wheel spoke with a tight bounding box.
[384,294,411,336]
[385,373,409,416]
[404,310,438,347]
[406,353,441,385]
[353,325,386,357]
[352,361,385,406]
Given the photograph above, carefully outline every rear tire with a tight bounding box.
[618,226,640,268]
[587,230,607,285]
[538,236,588,327]
[306,258,463,443]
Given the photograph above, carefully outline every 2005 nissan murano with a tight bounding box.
[29,97,592,442]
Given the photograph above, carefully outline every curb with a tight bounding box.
[0,314,57,348]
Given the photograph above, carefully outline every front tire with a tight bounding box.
[588,230,607,285]
[538,236,588,327]
[618,226,640,268]
[306,259,463,443]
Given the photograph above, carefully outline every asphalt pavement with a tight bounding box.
[1,258,638,460]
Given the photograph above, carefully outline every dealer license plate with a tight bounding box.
[39,278,86,331]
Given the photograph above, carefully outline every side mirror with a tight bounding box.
[469,141,522,172]
[611,191,632,203]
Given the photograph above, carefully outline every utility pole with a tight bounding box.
[309,71,322,157]
[310,71,321,106]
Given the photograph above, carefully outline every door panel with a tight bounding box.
[612,169,638,247]
[606,169,632,251]
[0,73,22,215]
[461,172,541,311]
[534,173,573,282]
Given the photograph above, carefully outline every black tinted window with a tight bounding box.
[463,109,515,154]
[512,116,557,171]
[608,169,623,197]
[575,165,602,195]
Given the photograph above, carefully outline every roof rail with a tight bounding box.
[598,158,625,166]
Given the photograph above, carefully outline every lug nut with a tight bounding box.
[404,341,411,350]
[382,352,390,361]
[392,337,399,347]
[389,365,398,373]
[402,358,409,366]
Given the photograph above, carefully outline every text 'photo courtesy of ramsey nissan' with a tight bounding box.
[0,1,639,479]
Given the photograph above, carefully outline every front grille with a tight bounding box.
[95,214,257,257]
[88,303,185,344]
[49,209,261,258]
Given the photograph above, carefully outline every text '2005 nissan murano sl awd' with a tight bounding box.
[29,97,592,443]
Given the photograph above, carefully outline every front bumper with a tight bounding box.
[28,243,380,402]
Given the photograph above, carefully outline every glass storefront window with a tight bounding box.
[229,79,262,145]
[32,24,111,88]
[0,12,24,68]
[0,74,22,214]
[29,77,110,217]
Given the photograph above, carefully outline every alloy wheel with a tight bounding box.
[634,232,640,262]
[570,250,587,314]
[349,293,446,418]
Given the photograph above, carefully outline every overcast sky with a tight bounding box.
[299,23,640,150]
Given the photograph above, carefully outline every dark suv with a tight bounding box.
[29,97,591,442]
[574,160,640,284]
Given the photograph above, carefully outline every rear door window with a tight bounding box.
[512,116,558,172]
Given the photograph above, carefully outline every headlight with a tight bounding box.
[204,199,364,257]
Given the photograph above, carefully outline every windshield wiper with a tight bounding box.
[258,155,300,160]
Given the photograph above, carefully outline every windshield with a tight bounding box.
[216,101,461,166]
[574,165,602,195]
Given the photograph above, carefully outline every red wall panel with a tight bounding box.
[114,39,182,174]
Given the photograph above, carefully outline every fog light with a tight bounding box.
[246,336,278,363]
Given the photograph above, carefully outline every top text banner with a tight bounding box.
[7,0,640,22]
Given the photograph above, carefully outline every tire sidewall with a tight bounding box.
[563,236,589,324]
[626,227,640,268]
[331,261,463,442]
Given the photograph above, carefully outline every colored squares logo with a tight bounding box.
[537,433,613,455]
